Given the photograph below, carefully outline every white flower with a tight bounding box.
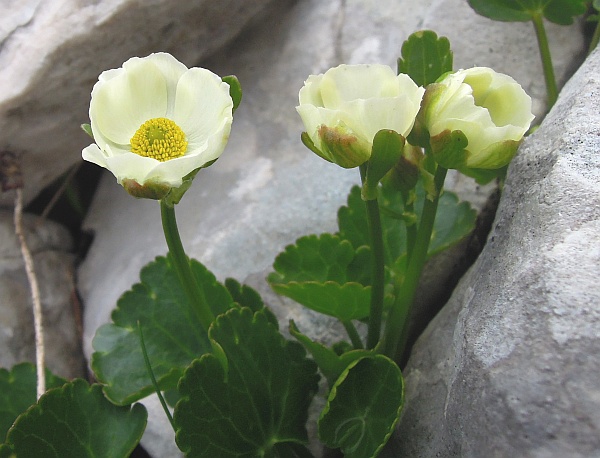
[421,67,534,170]
[82,53,233,199]
[297,64,425,168]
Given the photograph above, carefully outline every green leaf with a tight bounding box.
[91,256,235,405]
[4,379,147,458]
[397,30,453,86]
[224,278,278,326]
[271,281,371,321]
[363,130,405,200]
[174,308,319,457]
[289,321,372,385]
[467,0,587,25]
[0,363,67,441]
[222,75,242,112]
[319,355,404,458]
[268,234,372,320]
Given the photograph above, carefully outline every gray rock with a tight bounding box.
[391,46,600,458]
[0,209,82,380]
[0,0,281,207]
[77,0,587,455]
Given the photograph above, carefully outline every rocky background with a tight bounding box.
[0,0,596,456]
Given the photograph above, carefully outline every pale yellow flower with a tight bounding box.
[297,64,425,168]
[82,53,233,199]
[421,67,534,169]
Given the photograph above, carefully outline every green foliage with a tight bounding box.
[0,363,67,441]
[91,256,235,405]
[467,0,587,25]
[222,75,242,112]
[269,234,372,320]
[397,30,453,86]
[3,379,146,458]
[269,182,475,323]
[174,308,320,457]
[362,129,405,200]
[319,355,404,458]
[289,321,372,386]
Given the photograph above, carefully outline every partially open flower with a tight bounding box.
[82,53,233,200]
[297,64,425,168]
[420,67,534,170]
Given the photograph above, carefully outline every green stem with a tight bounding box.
[401,190,417,263]
[138,321,176,432]
[342,320,364,349]
[160,200,214,332]
[531,13,558,108]
[381,166,448,361]
[359,164,386,350]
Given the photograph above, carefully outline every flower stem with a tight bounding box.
[160,200,214,332]
[138,321,176,432]
[342,320,364,349]
[531,13,558,108]
[359,164,386,350]
[381,165,448,361]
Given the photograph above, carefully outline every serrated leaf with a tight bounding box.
[319,355,404,458]
[467,0,587,25]
[268,234,372,320]
[174,308,319,457]
[270,234,363,284]
[397,30,453,86]
[224,278,278,326]
[289,321,372,385]
[91,256,235,405]
[0,363,67,441]
[4,379,147,458]
[271,281,371,321]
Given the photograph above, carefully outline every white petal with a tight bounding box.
[320,64,399,108]
[81,144,108,167]
[103,154,161,185]
[172,68,233,150]
[92,58,169,144]
[298,74,326,107]
[140,53,188,117]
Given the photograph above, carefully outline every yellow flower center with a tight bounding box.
[130,118,187,161]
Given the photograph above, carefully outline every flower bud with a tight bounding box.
[420,67,534,171]
[297,64,424,168]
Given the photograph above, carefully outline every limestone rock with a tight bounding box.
[77,0,587,455]
[0,209,82,380]
[0,0,281,207]
[390,46,600,458]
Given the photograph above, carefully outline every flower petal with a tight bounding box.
[172,68,233,151]
[92,57,169,145]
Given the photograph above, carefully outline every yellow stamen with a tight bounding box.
[130,118,187,161]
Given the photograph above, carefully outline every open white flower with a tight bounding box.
[82,52,233,199]
[421,67,534,170]
[297,64,425,168]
